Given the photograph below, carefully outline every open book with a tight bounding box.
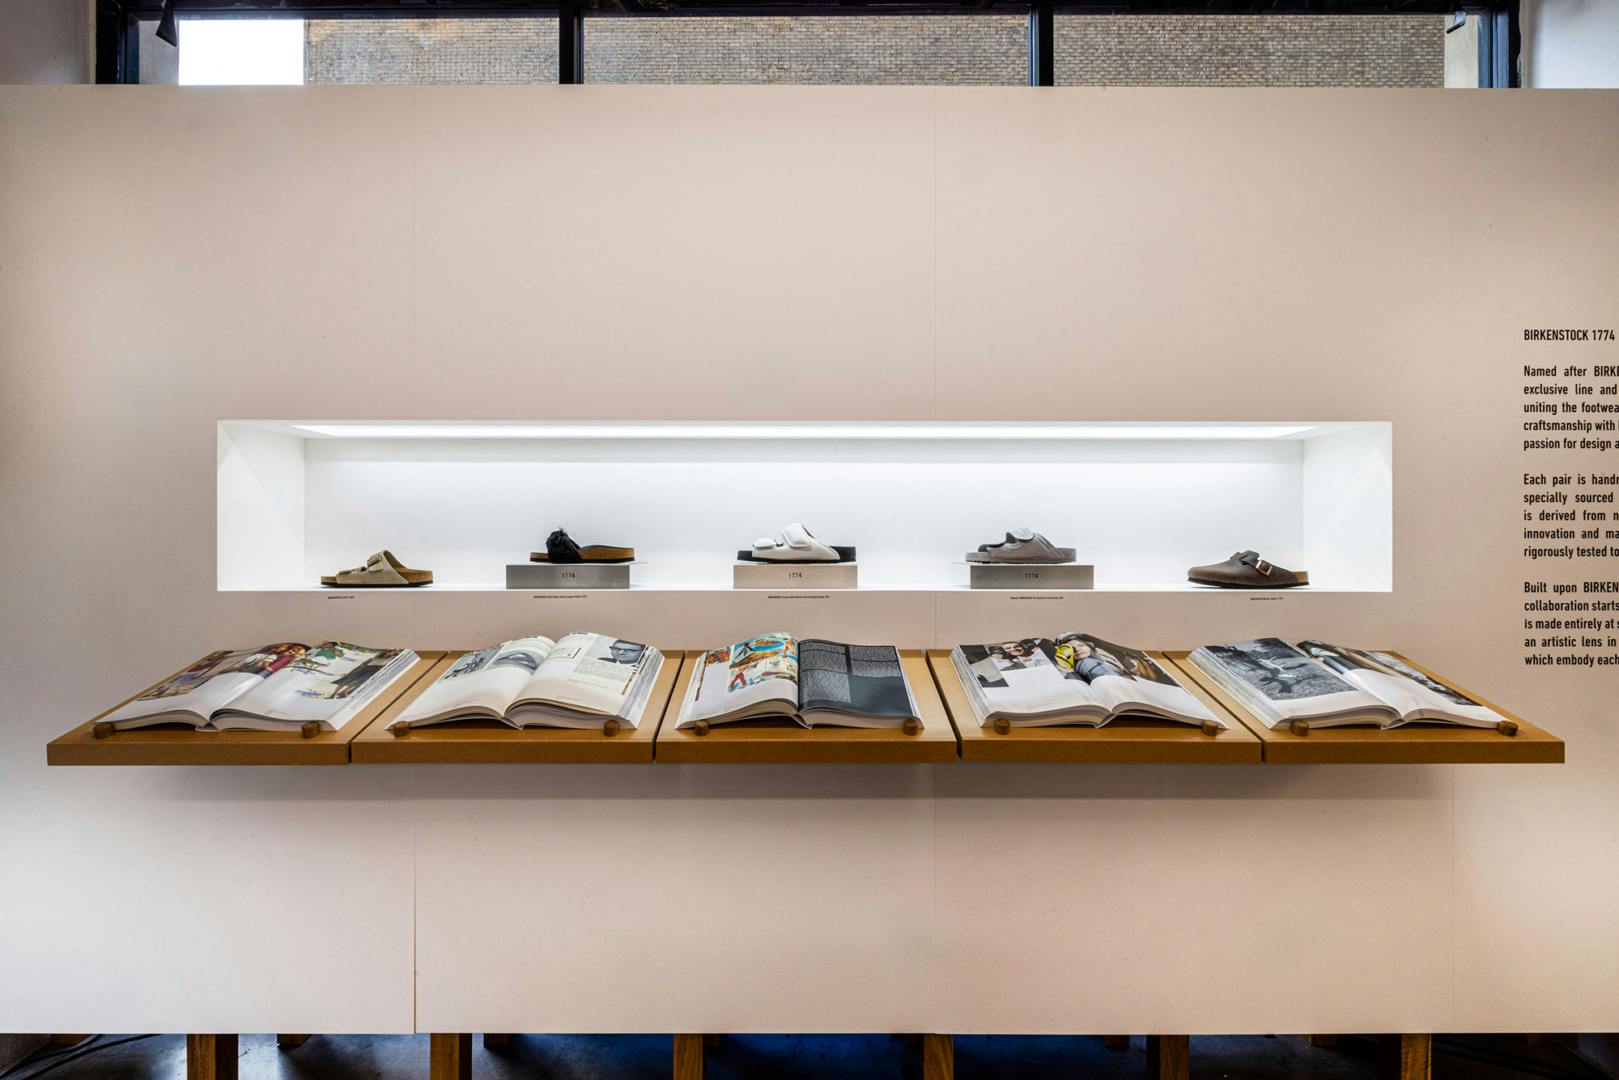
[950,632,1221,729]
[390,633,663,730]
[676,632,918,729]
[101,642,418,733]
[1187,638,1512,731]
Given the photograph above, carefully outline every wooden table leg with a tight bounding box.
[430,1033,472,1080]
[1145,1035,1189,1080]
[673,1033,704,1080]
[921,1033,953,1080]
[1308,1034,1339,1048]
[1101,1035,1130,1050]
[186,1034,237,1080]
[1381,1034,1431,1080]
[275,1034,310,1049]
[482,1033,512,1050]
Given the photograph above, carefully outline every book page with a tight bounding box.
[1054,632,1218,726]
[518,633,655,717]
[1192,638,1385,727]
[396,637,556,726]
[680,632,800,725]
[223,641,413,725]
[1298,642,1505,728]
[797,640,916,723]
[102,644,308,728]
[955,638,1097,717]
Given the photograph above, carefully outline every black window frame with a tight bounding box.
[99,0,1521,88]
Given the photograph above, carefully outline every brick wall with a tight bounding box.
[304,13,1445,88]
[305,18,558,84]
[584,16,1026,85]
[1057,15,1446,88]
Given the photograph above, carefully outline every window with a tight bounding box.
[584,15,1027,86]
[1055,14,1459,89]
[133,15,557,85]
[305,18,557,85]
[105,3,1516,88]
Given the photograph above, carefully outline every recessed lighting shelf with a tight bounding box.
[218,419,1392,596]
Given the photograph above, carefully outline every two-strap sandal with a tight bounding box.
[530,527,635,564]
[1187,550,1309,588]
[738,522,855,563]
[966,528,1076,564]
[320,550,434,588]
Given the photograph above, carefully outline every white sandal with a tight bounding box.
[737,523,855,564]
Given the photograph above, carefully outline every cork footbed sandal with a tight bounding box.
[320,550,434,588]
[1187,550,1308,589]
[530,527,636,564]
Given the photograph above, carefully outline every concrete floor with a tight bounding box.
[2,1033,1608,1079]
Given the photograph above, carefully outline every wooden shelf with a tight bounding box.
[1165,652,1564,765]
[654,650,960,764]
[47,653,446,766]
[926,649,1261,764]
[350,650,683,764]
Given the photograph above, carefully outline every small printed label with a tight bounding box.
[531,594,591,600]
[767,593,831,601]
[1008,594,1065,602]
[325,594,355,601]
[1247,595,1285,602]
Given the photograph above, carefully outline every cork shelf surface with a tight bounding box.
[350,650,683,764]
[926,649,1261,764]
[1165,651,1564,765]
[653,650,960,764]
[47,652,446,767]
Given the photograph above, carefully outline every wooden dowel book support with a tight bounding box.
[1165,651,1561,766]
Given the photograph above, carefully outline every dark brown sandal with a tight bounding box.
[1187,550,1308,589]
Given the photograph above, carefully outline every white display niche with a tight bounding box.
[217,420,1392,594]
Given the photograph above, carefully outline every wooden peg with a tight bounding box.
[1497,720,1519,737]
[1200,719,1220,737]
[992,718,1011,735]
[391,721,411,738]
[692,719,710,737]
[300,721,321,740]
[1289,719,1311,737]
[602,718,621,738]
[902,717,921,736]
[91,722,115,740]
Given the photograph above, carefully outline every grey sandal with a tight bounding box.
[966,529,1076,564]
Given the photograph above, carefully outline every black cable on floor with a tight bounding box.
[0,1035,160,1080]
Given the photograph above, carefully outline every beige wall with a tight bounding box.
[0,86,1617,1033]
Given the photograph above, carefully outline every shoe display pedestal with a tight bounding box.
[655,651,958,763]
[46,654,445,766]
[349,653,683,764]
[505,562,633,589]
[927,651,1261,764]
[1166,653,1564,765]
[732,561,858,589]
[967,562,1094,589]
